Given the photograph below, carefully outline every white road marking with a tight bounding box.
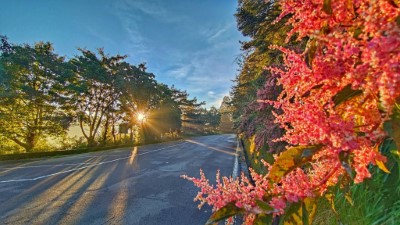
[0,142,188,183]
[232,138,240,179]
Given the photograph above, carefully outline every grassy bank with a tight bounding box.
[0,136,186,161]
[241,137,274,175]
[0,143,137,161]
[0,132,226,161]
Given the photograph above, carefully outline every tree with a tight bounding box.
[167,86,206,133]
[203,106,221,128]
[67,49,126,147]
[145,84,182,140]
[219,96,234,133]
[0,41,72,152]
[231,0,293,152]
[118,63,162,143]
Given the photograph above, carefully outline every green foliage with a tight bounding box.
[202,106,221,128]
[332,84,363,107]
[67,48,130,146]
[278,198,317,225]
[231,0,297,154]
[254,213,273,225]
[314,169,400,225]
[268,145,322,182]
[242,137,274,175]
[388,101,400,148]
[219,96,234,133]
[206,202,244,225]
[0,37,205,153]
[0,40,73,152]
[255,199,274,212]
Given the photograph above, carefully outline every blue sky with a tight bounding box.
[0,0,243,108]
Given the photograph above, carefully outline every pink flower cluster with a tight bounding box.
[269,0,399,184]
[185,1,399,224]
[182,169,271,224]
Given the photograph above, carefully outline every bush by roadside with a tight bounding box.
[240,136,400,225]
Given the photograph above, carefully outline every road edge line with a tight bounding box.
[232,136,252,224]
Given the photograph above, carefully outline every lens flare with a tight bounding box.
[137,112,146,122]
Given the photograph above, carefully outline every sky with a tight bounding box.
[0,0,244,108]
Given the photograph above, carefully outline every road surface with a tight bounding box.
[0,134,238,225]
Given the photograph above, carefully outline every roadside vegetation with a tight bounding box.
[0,37,228,155]
[185,0,400,224]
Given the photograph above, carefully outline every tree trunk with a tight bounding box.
[25,132,36,152]
[129,125,134,143]
[87,136,96,147]
[111,121,116,143]
[102,116,109,146]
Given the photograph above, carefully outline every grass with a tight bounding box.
[0,132,225,161]
[314,151,400,225]
[0,143,137,161]
[314,170,400,225]
[0,135,185,161]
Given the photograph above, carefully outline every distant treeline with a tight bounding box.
[0,36,221,153]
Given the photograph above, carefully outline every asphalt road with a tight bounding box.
[0,134,238,225]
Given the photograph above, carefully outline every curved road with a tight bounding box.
[0,134,238,225]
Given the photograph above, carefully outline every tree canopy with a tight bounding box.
[0,37,218,152]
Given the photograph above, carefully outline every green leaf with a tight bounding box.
[268,145,322,182]
[376,159,391,174]
[383,101,400,151]
[332,84,362,107]
[301,84,324,98]
[303,198,317,225]
[344,192,354,206]
[256,199,274,212]
[324,193,337,214]
[206,202,244,225]
[353,27,363,39]
[281,202,302,225]
[340,174,353,206]
[306,40,317,68]
[323,0,333,15]
[391,102,400,149]
[391,150,400,164]
[302,202,309,225]
[282,198,317,225]
[254,214,273,225]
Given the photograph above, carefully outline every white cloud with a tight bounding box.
[169,65,191,79]
[208,23,234,42]
[111,0,242,109]
[112,0,183,56]
[163,36,239,108]
[200,22,235,43]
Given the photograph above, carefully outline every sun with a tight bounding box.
[136,112,146,122]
